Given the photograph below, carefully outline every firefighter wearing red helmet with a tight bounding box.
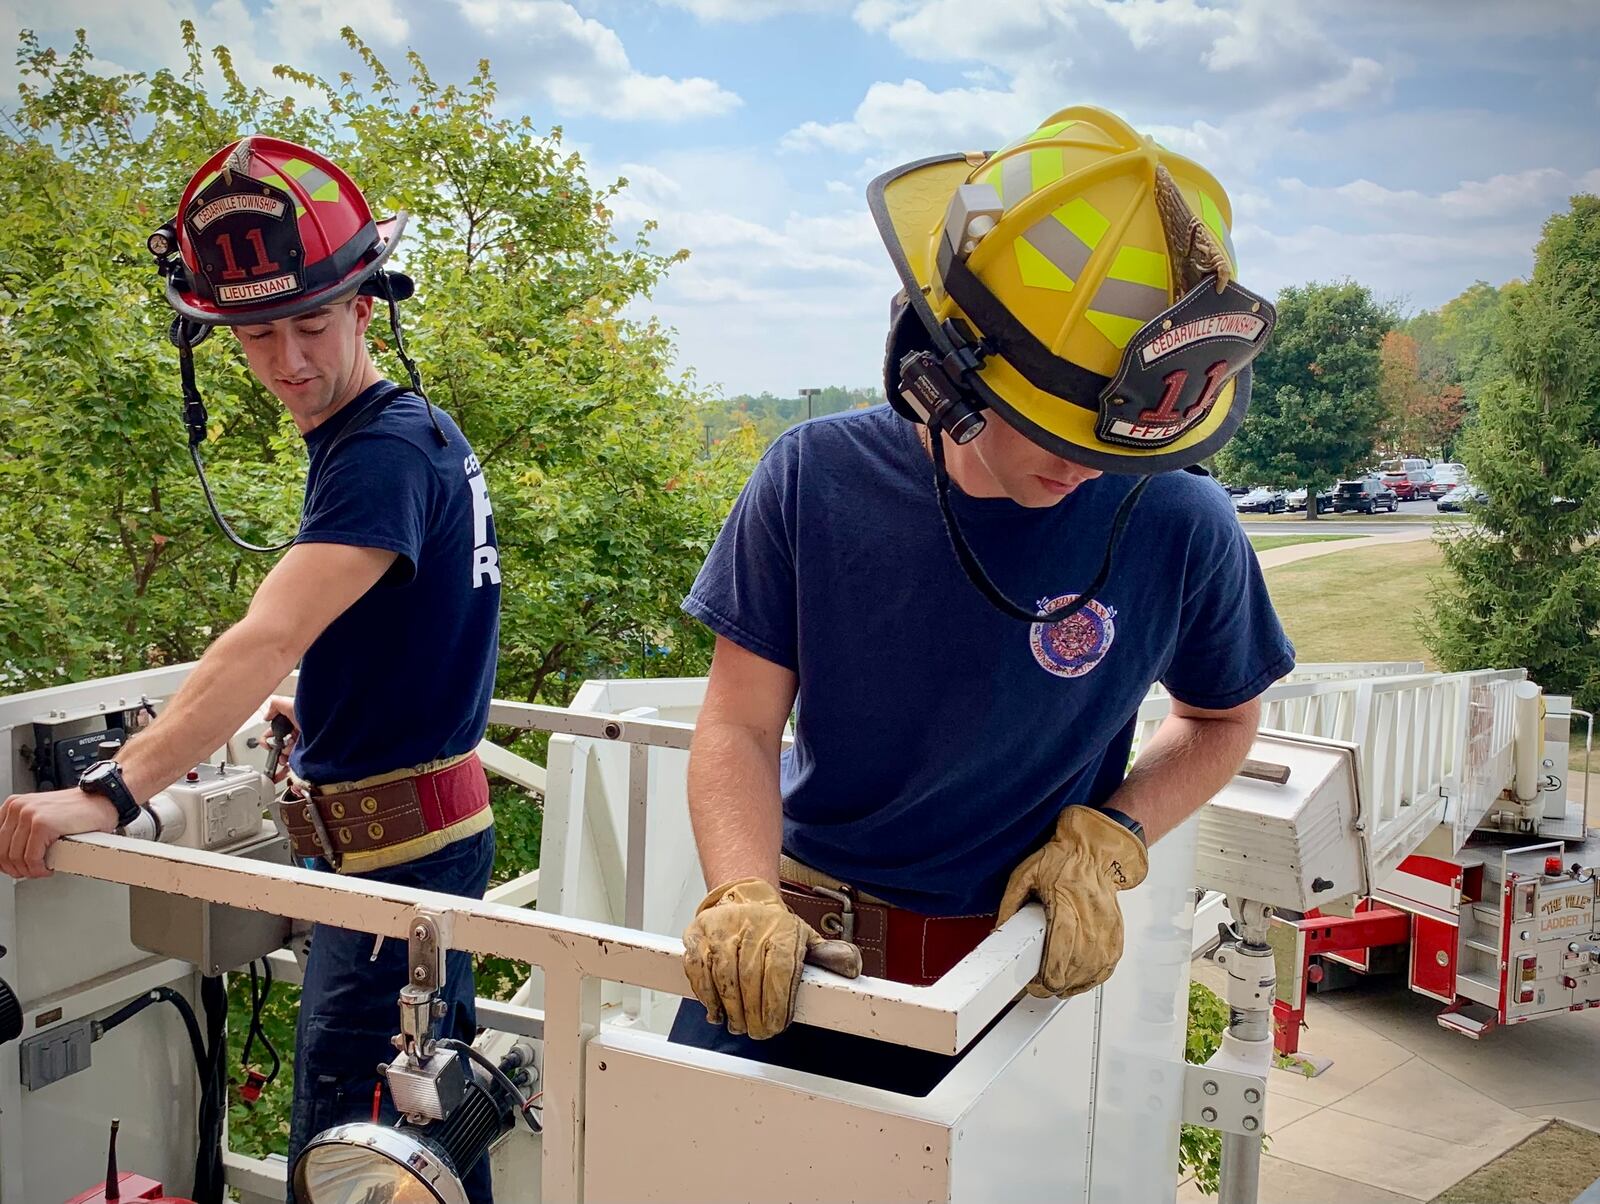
[0,137,501,1201]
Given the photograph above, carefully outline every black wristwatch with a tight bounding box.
[78,760,142,831]
[1096,805,1147,846]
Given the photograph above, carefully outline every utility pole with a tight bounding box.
[799,387,822,421]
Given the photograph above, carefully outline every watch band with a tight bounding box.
[78,760,142,830]
[1095,805,1147,846]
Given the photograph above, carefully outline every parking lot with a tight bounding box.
[1238,509,1468,536]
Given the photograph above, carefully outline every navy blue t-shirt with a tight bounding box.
[685,406,1294,916]
[289,382,501,783]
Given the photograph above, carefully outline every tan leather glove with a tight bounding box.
[996,806,1149,999]
[683,877,863,1039]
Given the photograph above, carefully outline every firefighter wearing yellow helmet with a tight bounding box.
[668,106,1293,1096]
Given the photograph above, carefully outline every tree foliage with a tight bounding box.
[1213,281,1393,516]
[1377,330,1466,459]
[1406,279,1517,407]
[1425,196,1600,705]
[698,385,882,449]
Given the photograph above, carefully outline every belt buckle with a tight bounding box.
[810,884,855,944]
[291,787,342,870]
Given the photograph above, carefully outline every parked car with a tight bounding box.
[1378,457,1433,475]
[1286,487,1334,514]
[1436,484,1486,512]
[1234,487,1287,514]
[1218,482,1251,496]
[1333,477,1399,514]
[1428,462,1468,499]
[1380,469,1435,501]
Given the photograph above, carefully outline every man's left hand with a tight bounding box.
[996,806,1149,999]
[0,788,120,879]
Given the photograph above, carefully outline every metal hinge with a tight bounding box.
[1182,1062,1267,1136]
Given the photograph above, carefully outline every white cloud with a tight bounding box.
[656,0,852,19]
[787,0,1392,185]
[454,0,741,119]
[782,77,1035,157]
[0,0,371,104]
[1279,167,1583,223]
[265,0,410,47]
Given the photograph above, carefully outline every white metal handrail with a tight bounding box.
[46,834,1045,1203]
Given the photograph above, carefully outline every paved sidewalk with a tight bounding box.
[1254,526,1436,571]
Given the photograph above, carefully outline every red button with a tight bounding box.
[185,769,199,782]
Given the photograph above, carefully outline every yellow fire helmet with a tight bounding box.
[870,105,1276,475]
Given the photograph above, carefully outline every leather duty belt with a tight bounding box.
[779,879,997,987]
[280,752,489,870]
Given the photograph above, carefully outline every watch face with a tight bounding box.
[80,760,115,786]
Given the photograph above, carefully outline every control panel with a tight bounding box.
[1504,860,1600,1021]
[148,761,272,853]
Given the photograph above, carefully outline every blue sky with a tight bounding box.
[5,0,1599,398]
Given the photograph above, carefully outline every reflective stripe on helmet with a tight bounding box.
[281,158,341,203]
[1011,193,1171,348]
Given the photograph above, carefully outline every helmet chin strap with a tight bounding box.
[925,423,1150,625]
[177,325,298,555]
[377,272,447,448]
[174,279,442,555]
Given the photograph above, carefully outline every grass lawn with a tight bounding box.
[1248,533,1362,554]
[1263,539,1443,665]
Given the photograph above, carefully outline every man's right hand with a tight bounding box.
[683,877,862,1040]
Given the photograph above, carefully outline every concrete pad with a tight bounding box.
[1266,1093,1321,1134]
[1271,1010,1414,1108]
[1176,1155,1419,1203]
[1332,1058,1544,1146]
[1339,991,1600,1108]
[1266,1108,1516,1200]
[1520,1099,1600,1134]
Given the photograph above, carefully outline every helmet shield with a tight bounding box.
[184,170,307,310]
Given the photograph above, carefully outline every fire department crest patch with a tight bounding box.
[1030,595,1117,679]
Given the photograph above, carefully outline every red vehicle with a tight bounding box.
[1381,469,1434,501]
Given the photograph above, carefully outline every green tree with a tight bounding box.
[1214,280,1393,519]
[1425,197,1600,705]
[1408,279,1515,407]
[698,384,882,449]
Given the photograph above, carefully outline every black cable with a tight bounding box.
[437,1038,541,1133]
[378,272,447,447]
[96,987,208,1077]
[178,336,295,555]
[241,960,281,1085]
[927,429,1151,625]
[194,975,226,1204]
[92,981,224,1203]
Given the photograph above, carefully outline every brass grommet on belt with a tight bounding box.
[820,913,845,937]
[339,829,352,845]
[361,796,378,814]
[368,822,384,840]
[329,800,345,819]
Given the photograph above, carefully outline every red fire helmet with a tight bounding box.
[152,135,412,325]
